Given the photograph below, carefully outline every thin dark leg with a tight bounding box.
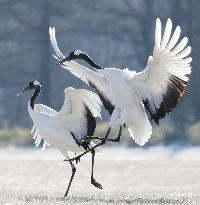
[90,126,122,142]
[112,125,122,142]
[64,161,76,197]
[66,127,111,163]
[78,126,123,143]
[90,149,103,189]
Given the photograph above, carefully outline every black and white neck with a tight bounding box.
[30,85,41,110]
[79,53,104,70]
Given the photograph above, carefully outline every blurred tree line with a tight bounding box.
[0,0,199,144]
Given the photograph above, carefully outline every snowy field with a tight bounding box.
[0,146,200,205]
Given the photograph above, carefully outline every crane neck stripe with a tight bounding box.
[79,53,104,70]
[30,86,41,110]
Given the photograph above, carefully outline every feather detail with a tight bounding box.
[130,18,191,124]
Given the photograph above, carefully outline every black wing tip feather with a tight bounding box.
[88,81,115,115]
[85,105,96,137]
[143,74,187,124]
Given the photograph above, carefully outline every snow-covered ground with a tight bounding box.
[1,145,200,161]
[0,146,200,204]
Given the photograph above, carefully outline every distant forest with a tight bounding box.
[0,0,199,144]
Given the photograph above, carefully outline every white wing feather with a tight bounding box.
[30,104,56,150]
[31,125,50,151]
[160,18,172,50]
[129,18,191,124]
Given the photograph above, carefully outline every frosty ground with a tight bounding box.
[0,146,200,205]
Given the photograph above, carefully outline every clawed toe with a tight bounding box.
[91,179,103,189]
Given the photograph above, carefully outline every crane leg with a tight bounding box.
[64,161,76,198]
[65,127,111,163]
[77,126,123,143]
[91,126,122,142]
[90,149,103,189]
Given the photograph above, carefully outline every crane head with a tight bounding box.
[58,50,84,65]
[17,80,41,96]
[57,50,104,69]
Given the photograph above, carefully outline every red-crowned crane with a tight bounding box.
[17,80,103,197]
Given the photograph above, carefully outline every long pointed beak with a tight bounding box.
[17,86,30,96]
[57,56,71,66]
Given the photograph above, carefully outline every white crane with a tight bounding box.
[17,80,103,197]
[49,18,192,160]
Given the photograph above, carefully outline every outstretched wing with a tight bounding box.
[49,27,106,85]
[54,87,102,139]
[129,18,192,124]
[49,27,115,115]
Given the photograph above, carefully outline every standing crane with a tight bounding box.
[49,18,192,161]
[17,80,103,197]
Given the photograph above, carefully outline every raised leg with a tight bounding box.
[78,126,123,143]
[90,149,103,189]
[64,161,76,198]
[111,125,122,142]
[91,126,122,142]
[66,127,111,163]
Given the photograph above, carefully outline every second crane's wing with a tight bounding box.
[49,27,114,115]
[54,87,102,140]
[128,18,191,124]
